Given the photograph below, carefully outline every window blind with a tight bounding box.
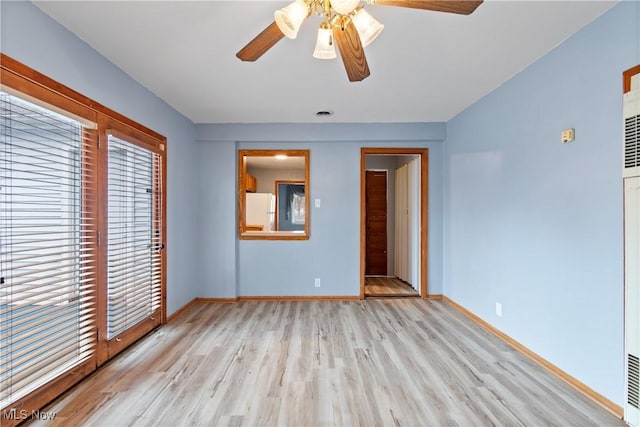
[0,92,97,407]
[107,135,162,339]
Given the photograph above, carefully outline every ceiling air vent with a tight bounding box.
[630,354,640,409]
[626,114,640,169]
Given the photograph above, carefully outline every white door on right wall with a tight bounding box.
[394,157,420,292]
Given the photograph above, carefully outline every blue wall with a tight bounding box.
[443,2,639,405]
[0,1,200,315]
[196,123,446,297]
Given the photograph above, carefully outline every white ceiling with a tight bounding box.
[34,1,617,124]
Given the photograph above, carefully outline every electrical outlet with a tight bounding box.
[314,278,321,288]
[496,302,502,317]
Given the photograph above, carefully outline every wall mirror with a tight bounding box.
[238,149,310,240]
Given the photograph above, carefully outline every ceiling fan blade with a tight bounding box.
[333,20,370,82]
[236,22,285,62]
[373,0,483,15]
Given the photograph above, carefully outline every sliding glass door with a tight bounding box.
[0,92,97,410]
[0,55,166,423]
[104,132,164,358]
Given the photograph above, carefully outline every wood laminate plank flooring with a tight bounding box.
[365,276,419,297]
[32,300,623,427]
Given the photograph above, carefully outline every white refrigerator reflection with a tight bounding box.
[246,192,275,231]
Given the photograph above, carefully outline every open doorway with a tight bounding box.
[360,148,428,299]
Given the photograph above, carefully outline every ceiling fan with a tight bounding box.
[236,0,483,82]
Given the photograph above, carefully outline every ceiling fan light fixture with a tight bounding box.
[274,0,309,39]
[352,7,384,47]
[330,0,360,15]
[313,26,336,59]
[237,0,484,82]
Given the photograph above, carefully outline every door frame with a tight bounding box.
[360,148,428,299]
[97,121,167,365]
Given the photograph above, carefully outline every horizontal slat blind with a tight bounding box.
[0,92,96,407]
[107,135,161,339]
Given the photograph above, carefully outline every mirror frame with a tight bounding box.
[238,149,310,240]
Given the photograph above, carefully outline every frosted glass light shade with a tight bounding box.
[275,0,309,39]
[352,8,384,47]
[313,28,336,59]
[331,0,360,15]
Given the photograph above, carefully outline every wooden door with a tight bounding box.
[104,131,165,361]
[366,171,388,275]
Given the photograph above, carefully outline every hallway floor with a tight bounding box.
[364,276,419,297]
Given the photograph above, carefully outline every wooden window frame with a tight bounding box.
[0,53,167,425]
[238,149,310,240]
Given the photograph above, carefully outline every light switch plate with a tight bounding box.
[561,128,575,143]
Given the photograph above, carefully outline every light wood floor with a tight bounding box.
[33,300,622,427]
[365,276,419,297]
